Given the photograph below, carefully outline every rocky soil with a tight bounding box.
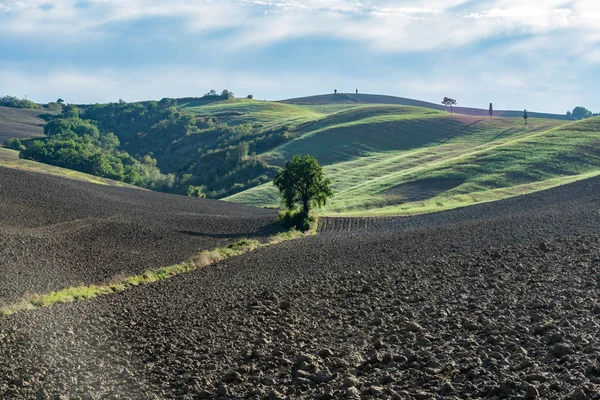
[1,171,600,399]
[0,167,277,302]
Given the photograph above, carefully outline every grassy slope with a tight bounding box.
[226,109,600,216]
[0,148,140,188]
[7,96,591,217]
[178,98,327,131]
[281,93,569,120]
[0,106,56,143]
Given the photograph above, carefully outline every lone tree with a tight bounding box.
[334,89,337,95]
[442,97,457,114]
[489,103,493,119]
[572,106,592,120]
[524,109,528,125]
[274,155,333,216]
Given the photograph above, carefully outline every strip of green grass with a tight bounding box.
[0,230,311,317]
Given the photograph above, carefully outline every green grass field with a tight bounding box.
[179,98,328,131]
[0,148,140,189]
[225,104,600,216]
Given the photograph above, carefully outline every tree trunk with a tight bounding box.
[302,198,310,215]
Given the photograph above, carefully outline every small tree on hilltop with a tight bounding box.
[489,103,493,119]
[334,89,337,95]
[274,154,333,219]
[442,97,457,114]
[572,106,592,120]
[524,109,528,125]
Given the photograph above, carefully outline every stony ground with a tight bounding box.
[0,167,277,302]
[1,171,600,399]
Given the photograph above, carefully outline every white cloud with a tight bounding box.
[1,0,599,112]
[1,0,598,52]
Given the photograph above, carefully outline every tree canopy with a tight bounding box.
[571,106,593,120]
[442,97,457,114]
[273,155,333,215]
[0,95,39,109]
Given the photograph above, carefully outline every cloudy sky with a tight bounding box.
[1,0,599,113]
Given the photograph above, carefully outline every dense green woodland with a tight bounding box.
[15,97,285,197]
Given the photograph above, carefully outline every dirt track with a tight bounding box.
[1,169,600,399]
[0,166,277,302]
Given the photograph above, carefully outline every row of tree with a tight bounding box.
[444,97,598,123]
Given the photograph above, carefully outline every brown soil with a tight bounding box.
[1,168,600,399]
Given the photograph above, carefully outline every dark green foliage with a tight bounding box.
[0,95,39,109]
[571,106,593,120]
[278,209,315,232]
[20,114,175,190]
[187,185,206,198]
[247,94,254,99]
[202,90,234,100]
[6,138,24,151]
[442,97,457,114]
[221,90,234,99]
[273,154,333,214]
[19,96,295,198]
[524,109,528,124]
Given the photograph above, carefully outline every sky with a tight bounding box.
[0,0,599,113]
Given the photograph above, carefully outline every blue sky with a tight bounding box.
[1,0,599,113]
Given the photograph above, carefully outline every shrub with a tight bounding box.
[187,185,206,198]
[279,209,316,232]
[5,138,24,151]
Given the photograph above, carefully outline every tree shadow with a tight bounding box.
[178,221,282,240]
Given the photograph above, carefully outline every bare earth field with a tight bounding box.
[0,167,277,302]
[0,106,51,143]
[1,167,600,399]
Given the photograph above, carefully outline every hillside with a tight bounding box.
[281,93,569,120]
[0,147,140,188]
[11,94,595,216]
[0,106,53,143]
[0,166,276,302]
[227,115,600,215]
[3,164,600,398]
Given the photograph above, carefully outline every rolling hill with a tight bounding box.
[281,93,569,120]
[0,147,140,188]
[226,105,600,215]
[5,94,596,217]
[0,106,53,143]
